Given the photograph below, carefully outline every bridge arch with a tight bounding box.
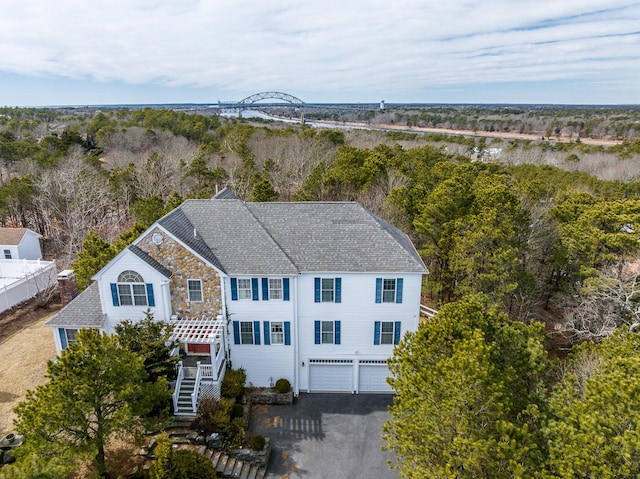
[238,92,305,105]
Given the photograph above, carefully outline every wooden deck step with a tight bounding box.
[255,466,267,479]
[232,460,244,477]
[216,454,229,474]
[211,451,223,469]
[223,457,237,476]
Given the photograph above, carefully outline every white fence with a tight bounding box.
[0,259,57,314]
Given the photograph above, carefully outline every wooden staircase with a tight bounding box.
[174,377,196,416]
[205,450,267,479]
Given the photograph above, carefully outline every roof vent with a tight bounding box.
[193,228,197,238]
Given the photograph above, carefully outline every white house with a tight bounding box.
[46,189,427,414]
[0,227,43,260]
[0,227,55,314]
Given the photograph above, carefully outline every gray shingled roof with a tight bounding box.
[45,283,105,328]
[247,202,427,273]
[128,245,173,278]
[158,199,426,274]
[158,208,226,272]
[212,187,239,200]
[177,200,299,275]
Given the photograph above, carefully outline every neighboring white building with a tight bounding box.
[0,227,43,260]
[0,227,55,314]
[46,189,427,414]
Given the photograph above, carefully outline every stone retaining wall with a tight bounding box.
[251,390,294,405]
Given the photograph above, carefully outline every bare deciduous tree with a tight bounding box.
[562,261,640,343]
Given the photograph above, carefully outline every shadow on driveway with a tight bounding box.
[249,393,398,479]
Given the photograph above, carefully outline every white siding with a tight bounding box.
[225,276,297,389]
[97,250,171,333]
[17,231,42,260]
[297,272,421,392]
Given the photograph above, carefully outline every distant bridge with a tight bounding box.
[217,91,305,109]
[214,92,379,118]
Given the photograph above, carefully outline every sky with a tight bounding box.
[0,0,639,106]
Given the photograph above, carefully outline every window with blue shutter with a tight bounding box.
[314,278,321,303]
[314,320,321,344]
[251,278,259,301]
[58,328,68,349]
[375,278,382,303]
[284,322,291,345]
[146,283,155,307]
[374,321,381,345]
[262,278,269,301]
[335,278,342,303]
[335,321,341,344]
[396,278,403,304]
[231,278,238,301]
[394,321,402,344]
[253,320,261,344]
[233,321,240,345]
[283,278,290,301]
[264,321,271,345]
[110,283,120,306]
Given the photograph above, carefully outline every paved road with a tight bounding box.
[249,393,398,479]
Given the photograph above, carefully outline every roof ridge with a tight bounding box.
[358,204,428,272]
[243,202,300,274]
[158,208,226,273]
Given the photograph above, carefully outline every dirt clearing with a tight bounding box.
[0,306,59,436]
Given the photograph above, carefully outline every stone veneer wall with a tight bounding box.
[137,227,223,317]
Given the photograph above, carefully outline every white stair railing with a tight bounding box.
[420,304,438,318]
[172,361,184,412]
[191,361,203,412]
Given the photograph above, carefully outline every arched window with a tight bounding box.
[116,270,147,306]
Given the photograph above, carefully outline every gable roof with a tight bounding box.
[212,187,239,200]
[171,200,298,275]
[158,208,226,272]
[0,227,39,245]
[128,245,173,278]
[159,199,426,274]
[247,202,427,273]
[45,283,105,329]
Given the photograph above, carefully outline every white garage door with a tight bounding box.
[358,361,393,393]
[309,359,353,392]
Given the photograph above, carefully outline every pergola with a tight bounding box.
[169,316,225,344]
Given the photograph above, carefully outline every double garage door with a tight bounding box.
[308,359,393,393]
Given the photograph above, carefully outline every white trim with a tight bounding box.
[270,321,285,345]
[169,316,225,344]
[92,247,170,281]
[132,224,227,277]
[187,278,203,303]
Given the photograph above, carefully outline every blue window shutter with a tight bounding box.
[335,321,341,344]
[394,321,402,345]
[283,278,290,301]
[374,321,381,345]
[314,277,320,303]
[58,328,68,349]
[264,321,271,345]
[396,278,403,304]
[314,321,320,344]
[262,278,269,301]
[252,278,259,301]
[110,283,119,306]
[254,320,261,344]
[146,283,155,307]
[284,322,291,345]
[231,278,238,301]
[375,278,382,303]
[335,278,342,303]
[233,321,240,345]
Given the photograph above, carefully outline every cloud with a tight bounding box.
[0,0,638,103]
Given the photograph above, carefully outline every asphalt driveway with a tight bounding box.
[249,393,398,479]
